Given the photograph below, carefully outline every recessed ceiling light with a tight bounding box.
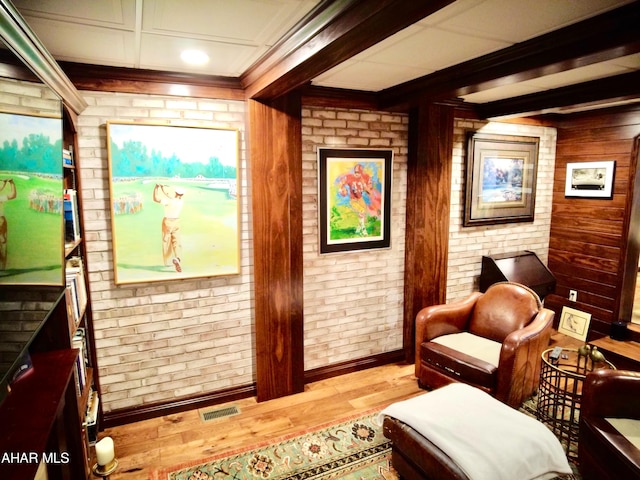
[180,50,209,65]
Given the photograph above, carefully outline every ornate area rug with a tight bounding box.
[150,410,398,480]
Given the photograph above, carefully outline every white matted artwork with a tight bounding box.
[558,306,592,341]
[565,160,615,198]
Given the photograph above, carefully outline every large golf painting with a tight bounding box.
[318,148,392,254]
[0,111,63,285]
[107,122,240,284]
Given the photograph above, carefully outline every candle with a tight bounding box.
[95,436,115,466]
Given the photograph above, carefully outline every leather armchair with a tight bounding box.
[415,281,554,408]
[579,369,640,480]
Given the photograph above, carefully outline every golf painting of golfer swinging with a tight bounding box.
[318,148,392,254]
[0,111,63,286]
[107,121,240,284]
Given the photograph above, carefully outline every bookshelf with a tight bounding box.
[62,105,102,477]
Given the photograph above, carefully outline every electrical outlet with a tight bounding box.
[569,290,577,302]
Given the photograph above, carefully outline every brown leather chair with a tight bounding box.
[415,281,554,408]
[579,369,640,480]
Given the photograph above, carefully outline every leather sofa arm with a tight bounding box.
[582,369,640,419]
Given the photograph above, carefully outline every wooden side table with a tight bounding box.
[536,347,615,460]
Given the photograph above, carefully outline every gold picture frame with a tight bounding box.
[107,121,240,284]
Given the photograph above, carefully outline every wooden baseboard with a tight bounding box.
[304,350,407,384]
[102,384,257,428]
[102,350,407,428]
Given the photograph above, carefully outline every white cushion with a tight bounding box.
[380,383,572,480]
[431,332,502,367]
[606,417,640,449]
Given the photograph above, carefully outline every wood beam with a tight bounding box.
[249,94,304,402]
[242,0,455,100]
[403,102,454,363]
[380,2,640,110]
[477,71,640,119]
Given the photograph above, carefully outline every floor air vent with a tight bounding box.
[200,405,240,422]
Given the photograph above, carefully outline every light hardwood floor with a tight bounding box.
[101,362,421,480]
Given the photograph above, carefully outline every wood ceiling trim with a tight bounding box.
[477,71,640,119]
[379,2,640,110]
[241,0,456,101]
[59,61,245,100]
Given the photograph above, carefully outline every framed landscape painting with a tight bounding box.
[0,111,63,285]
[107,121,240,284]
[464,133,540,226]
[318,148,392,254]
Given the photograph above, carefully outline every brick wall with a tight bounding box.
[75,90,556,412]
[447,119,557,301]
[301,107,409,370]
[76,92,253,412]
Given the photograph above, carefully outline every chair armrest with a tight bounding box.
[495,308,554,405]
[414,292,482,370]
[582,369,640,419]
[500,308,554,356]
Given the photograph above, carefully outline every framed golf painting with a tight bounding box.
[318,148,392,254]
[107,121,240,284]
[0,111,63,286]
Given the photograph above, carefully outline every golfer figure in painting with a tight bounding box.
[0,178,17,270]
[153,184,184,273]
[337,163,376,236]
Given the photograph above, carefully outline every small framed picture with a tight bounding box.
[558,306,592,342]
[565,160,615,198]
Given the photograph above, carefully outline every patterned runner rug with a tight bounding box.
[150,410,398,480]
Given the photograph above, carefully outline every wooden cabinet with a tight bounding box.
[0,289,86,479]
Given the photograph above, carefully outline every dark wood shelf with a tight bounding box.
[0,349,80,479]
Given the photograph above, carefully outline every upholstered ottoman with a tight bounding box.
[380,383,572,480]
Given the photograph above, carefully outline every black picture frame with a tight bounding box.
[318,148,392,254]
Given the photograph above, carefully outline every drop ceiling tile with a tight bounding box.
[357,26,510,70]
[313,60,432,92]
[13,0,136,29]
[433,0,635,43]
[608,52,640,70]
[139,33,264,76]
[20,18,136,66]
[461,83,543,103]
[142,0,320,45]
[525,61,633,89]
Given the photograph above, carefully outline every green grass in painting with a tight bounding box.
[329,205,381,240]
[111,180,239,282]
[1,173,63,284]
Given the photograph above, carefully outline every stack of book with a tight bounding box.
[63,189,81,243]
[65,256,88,328]
[72,328,88,396]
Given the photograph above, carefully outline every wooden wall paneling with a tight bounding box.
[548,105,640,337]
[249,94,304,402]
[403,102,454,362]
[619,135,640,322]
